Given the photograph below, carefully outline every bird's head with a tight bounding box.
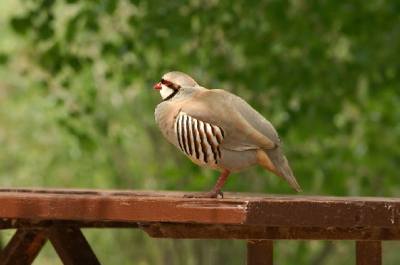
[153,71,198,100]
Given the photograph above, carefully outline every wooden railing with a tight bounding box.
[0,188,398,264]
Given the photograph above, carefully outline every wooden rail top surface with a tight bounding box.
[1,187,400,228]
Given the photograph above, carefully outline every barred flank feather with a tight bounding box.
[175,112,225,165]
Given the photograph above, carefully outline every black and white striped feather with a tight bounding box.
[175,112,225,166]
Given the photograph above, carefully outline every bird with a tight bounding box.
[153,71,301,198]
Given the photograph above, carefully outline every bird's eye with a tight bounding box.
[161,79,173,87]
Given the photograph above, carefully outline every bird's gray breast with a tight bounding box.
[155,101,180,145]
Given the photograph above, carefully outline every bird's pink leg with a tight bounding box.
[184,170,230,199]
[210,170,230,196]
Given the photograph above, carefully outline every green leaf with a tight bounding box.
[10,16,31,35]
[0,54,9,64]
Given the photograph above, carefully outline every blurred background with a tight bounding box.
[0,0,399,264]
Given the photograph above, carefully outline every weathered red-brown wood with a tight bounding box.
[0,229,47,265]
[247,240,273,265]
[0,219,138,230]
[1,188,400,228]
[356,241,382,265]
[0,188,398,265]
[48,225,100,265]
[0,188,247,224]
[139,223,400,241]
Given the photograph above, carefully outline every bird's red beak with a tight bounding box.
[153,82,162,90]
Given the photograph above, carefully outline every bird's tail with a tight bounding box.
[257,149,301,192]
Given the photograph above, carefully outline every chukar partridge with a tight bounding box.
[154,71,301,198]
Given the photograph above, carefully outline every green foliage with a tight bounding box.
[1,0,400,264]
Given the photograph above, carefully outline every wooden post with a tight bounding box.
[247,240,273,265]
[356,241,382,265]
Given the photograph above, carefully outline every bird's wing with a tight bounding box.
[180,89,278,151]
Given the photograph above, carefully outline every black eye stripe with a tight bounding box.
[160,78,181,90]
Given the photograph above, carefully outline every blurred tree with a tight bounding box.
[1,0,400,264]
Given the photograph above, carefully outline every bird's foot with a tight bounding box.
[183,190,223,199]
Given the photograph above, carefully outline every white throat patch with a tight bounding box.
[160,84,175,99]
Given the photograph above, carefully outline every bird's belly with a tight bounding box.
[218,149,259,172]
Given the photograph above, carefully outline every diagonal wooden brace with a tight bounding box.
[48,225,100,265]
[0,228,48,265]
